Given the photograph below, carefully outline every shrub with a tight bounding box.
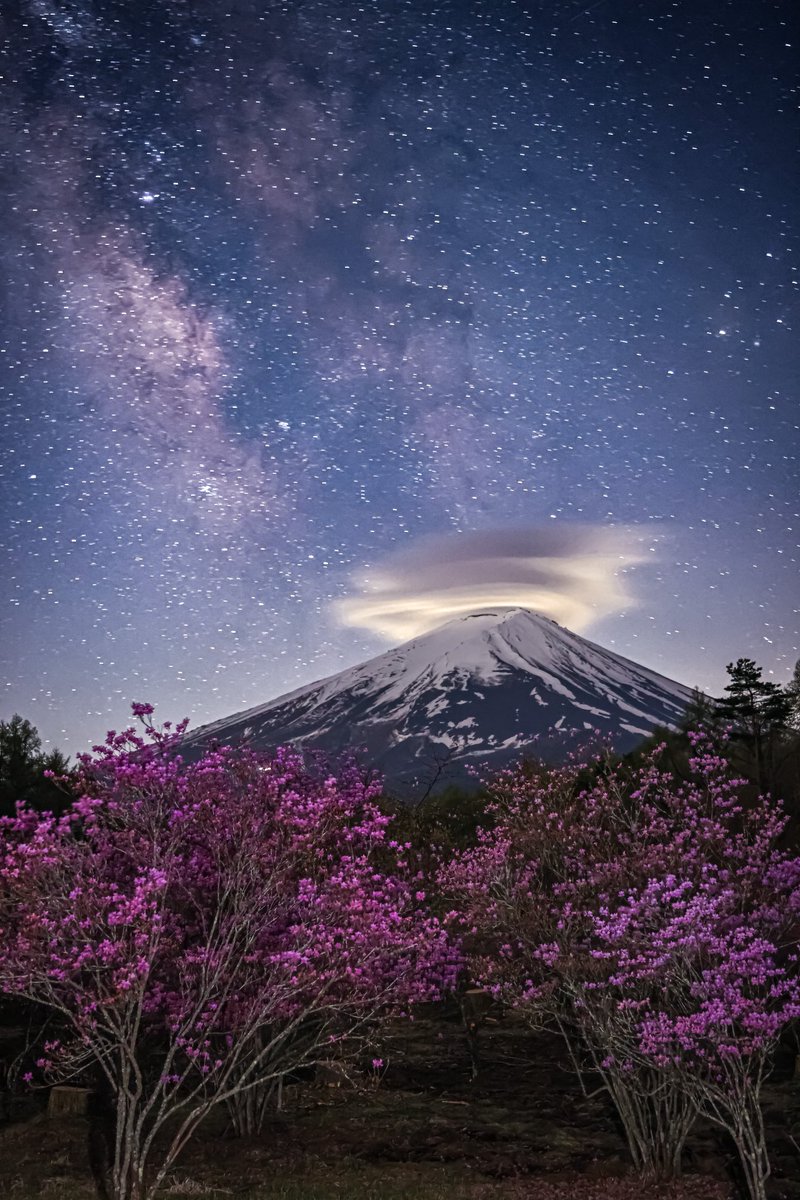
[0,706,459,1200]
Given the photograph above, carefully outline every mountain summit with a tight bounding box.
[186,609,694,790]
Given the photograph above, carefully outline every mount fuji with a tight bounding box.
[185,609,695,792]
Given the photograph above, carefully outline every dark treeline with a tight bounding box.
[3,655,799,836]
[0,714,72,818]
[385,656,800,852]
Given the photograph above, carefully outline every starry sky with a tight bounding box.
[1,0,798,753]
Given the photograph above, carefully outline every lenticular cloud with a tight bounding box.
[336,525,655,641]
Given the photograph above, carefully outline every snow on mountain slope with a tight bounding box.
[185,608,695,791]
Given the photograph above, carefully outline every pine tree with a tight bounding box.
[0,715,70,817]
[787,658,800,730]
[716,659,794,793]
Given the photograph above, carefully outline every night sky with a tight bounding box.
[2,0,798,753]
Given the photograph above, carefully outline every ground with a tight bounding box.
[1,1009,799,1198]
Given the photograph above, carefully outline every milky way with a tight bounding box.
[1,0,797,750]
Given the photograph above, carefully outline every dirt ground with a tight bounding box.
[1,1010,799,1199]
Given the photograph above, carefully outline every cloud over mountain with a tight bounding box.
[336,525,654,641]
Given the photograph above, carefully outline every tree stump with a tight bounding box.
[48,1086,92,1117]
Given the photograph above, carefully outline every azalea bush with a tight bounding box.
[440,735,800,1198]
[0,705,459,1200]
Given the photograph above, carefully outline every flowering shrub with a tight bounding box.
[440,735,800,1198]
[0,706,459,1200]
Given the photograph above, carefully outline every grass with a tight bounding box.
[157,1160,734,1200]
[1,1015,798,1198]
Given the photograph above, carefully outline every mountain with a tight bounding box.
[185,608,695,793]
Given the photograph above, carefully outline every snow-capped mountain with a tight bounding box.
[185,608,695,792]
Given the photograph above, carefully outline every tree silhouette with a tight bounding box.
[0,714,71,817]
[716,659,794,793]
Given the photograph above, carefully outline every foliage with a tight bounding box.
[715,659,796,795]
[0,713,71,817]
[439,734,800,1197]
[0,705,459,1200]
[718,658,794,734]
[381,782,495,861]
[788,658,800,729]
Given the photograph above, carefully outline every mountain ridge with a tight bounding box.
[185,608,695,791]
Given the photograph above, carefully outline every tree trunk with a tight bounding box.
[732,1103,770,1200]
[110,1093,147,1200]
[225,1077,282,1138]
[605,1071,695,1181]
